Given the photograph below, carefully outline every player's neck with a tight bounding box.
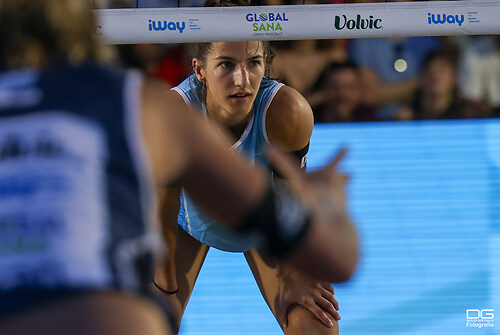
[206,109,252,144]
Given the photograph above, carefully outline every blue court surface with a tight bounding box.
[180,119,500,335]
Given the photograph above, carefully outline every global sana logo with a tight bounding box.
[148,20,186,33]
[245,13,288,22]
[427,13,464,26]
[334,14,382,30]
[246,13,288,33]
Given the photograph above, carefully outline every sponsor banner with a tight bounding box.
[95,1,500,44]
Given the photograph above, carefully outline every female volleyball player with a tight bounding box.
[0,1,358,334]
[154,8,345,334]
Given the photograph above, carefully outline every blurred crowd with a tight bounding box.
[96,0,500,122]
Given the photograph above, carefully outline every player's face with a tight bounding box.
[194,41,265,127]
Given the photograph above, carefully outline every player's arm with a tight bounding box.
[266,85,314,170]
[154,185,181,294]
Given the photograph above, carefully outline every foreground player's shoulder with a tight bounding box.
[170,74,203,109]
[266,85,314,151]
[141,77,192,187]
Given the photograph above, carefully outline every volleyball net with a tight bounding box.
[95,0,500,44]
[93,2,500,335]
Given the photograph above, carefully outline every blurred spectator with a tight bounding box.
[458,35,500,116]
[347,0,442,120]
[99,0,205,8]
[308,61,377,123]
[271,39,348,95]
[117,44,189,86]
[349,36,442,120]
[397,51,469,121]
[103,0,136,7]
[138,0,206,7]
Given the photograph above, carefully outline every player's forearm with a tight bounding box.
[155,186,181,292]
[290,210,358,283]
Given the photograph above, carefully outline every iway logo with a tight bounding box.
[334,14,382,31]
[427,13,464,27]
[246,13,288,33]
[148,20,186,33]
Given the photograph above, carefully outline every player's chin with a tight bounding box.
[228,101,253,116]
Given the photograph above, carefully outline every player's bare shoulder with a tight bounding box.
[266,85,314,151]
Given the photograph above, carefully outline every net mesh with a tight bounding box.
[96,1,500,334]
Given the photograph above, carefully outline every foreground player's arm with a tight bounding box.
[266,87,357,282]
[141,79,358,282]
[267,147,358,283]
[142,79,268,232]
[154,186,182,294]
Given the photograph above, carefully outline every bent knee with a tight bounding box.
[285,304,338,335]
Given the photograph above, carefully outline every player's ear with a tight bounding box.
[193,58,204,82]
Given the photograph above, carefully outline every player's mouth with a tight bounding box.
[229,92,251,102]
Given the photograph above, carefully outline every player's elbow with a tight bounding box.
[291,227,359,283]
[330,248,358,283]
[322,222,359,283]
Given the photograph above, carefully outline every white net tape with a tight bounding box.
[95,0,500,44]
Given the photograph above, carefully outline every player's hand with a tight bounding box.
[267,146,349,215]
[275,263,340,329]
[304,148,349,213]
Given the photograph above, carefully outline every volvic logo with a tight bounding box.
[246,13,288,33]
[334,14,382,30]
[148,20,186,33]
[427,13,464,27]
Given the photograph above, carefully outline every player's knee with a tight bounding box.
[285,304,339,335]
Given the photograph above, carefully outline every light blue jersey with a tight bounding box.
[172,74,284,252]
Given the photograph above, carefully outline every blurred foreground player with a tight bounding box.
[0,1,358,334]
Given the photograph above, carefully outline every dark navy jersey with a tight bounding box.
[0,62,161,297]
